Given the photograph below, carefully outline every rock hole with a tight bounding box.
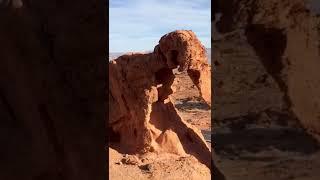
[155,68,172,83]
[155,68,175,101]
[245,24,292,108]
[245,25,287,76]
[169,50,179,66]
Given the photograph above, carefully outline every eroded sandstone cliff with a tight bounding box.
[214,0,320,139]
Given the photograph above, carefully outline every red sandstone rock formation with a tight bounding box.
[0,1,107,179]
[158,31,212,105]
[109,30,211,168]
[215,0,320,139]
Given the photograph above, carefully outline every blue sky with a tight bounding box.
[110,0,211,52]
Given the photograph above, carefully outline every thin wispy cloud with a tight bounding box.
[110,0,211,52]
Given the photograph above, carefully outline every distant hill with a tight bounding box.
[109,52,125,61]
[110,48,211,64]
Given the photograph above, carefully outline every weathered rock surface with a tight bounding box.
[158,32,212,106]
[0,1,107,179]
[108,30,212,169]
[214,0,320,139]
[213,1,320,179]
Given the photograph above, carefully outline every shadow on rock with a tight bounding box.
[214,127,320,158]
[175,98,210,111]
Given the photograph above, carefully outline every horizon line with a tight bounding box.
[109,47,211,53]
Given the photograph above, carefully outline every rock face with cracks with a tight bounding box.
[109,30,212,169]
[214,0,320,139]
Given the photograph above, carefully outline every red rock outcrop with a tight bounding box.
[214,0,320,139]
[109,30,212,168]
[0,1,107,179]
[158,32,212,105]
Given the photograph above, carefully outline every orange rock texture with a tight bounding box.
[215,0,320,139]
[109,30,212,168]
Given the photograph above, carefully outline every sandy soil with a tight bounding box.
[214,118,320,180]
[108,70,212,180]
[171,70,211,131]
